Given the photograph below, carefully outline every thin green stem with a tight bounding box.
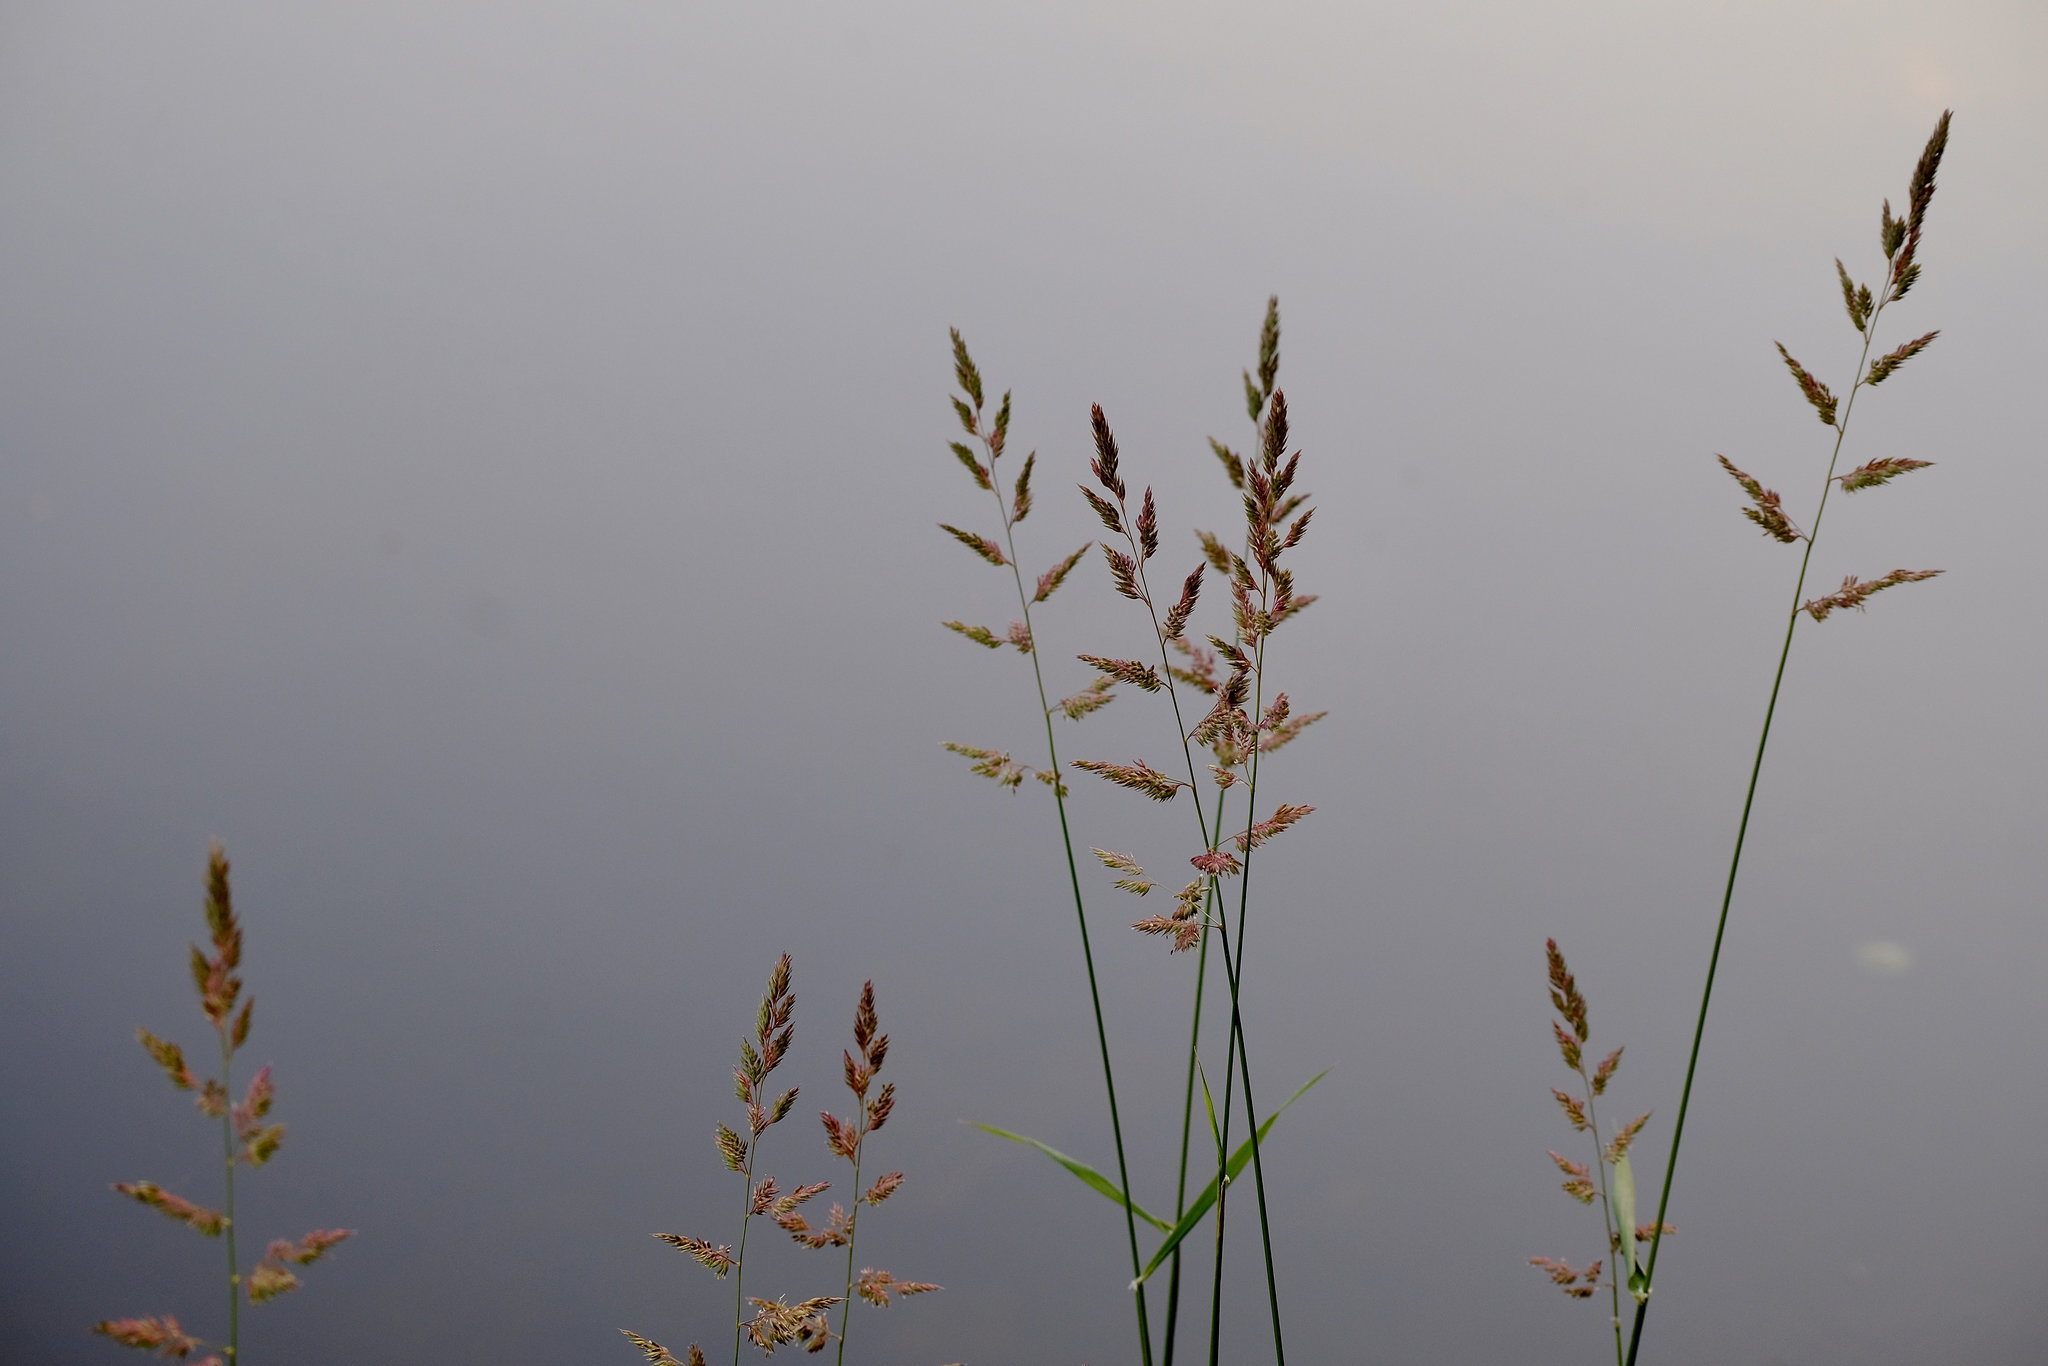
[1206,585,1281,1362]
[1207,406,1293,1366]
[734,1143,758,1366]
[1112,486,1226,1366]
[835,1133,865,1365]
[1204,905,1249,1366]
[218,1027,239,1363]
[1575,1063,1622,1366]
[1206,1073,1229,1366]
[1218,625,1284,1365]
[985,418,1154,1366]
[1163,810,1223,1366]
[1624,304,1886,1366]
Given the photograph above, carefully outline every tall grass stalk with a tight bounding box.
[937,332,1153,1364]
[1076,298,1323,1364]
[1621,110,1953,1365]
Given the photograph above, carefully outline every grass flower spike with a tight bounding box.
[96,843,351,1366]
[776,982,938,1361]
[1530,941,1670,1364]
[628,961,937,1363]
[628,955,840,1364]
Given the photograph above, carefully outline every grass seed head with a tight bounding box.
[854,1267,941,1307]
[1591,1047,1621,1095]
[1136,487,1159,561]
[1802,568,1943,621]
[1258,709,1326,756]
[1011,450,1034,521]
[94,1315,205,1358]
[656,1232,735,1277]
[1863,330,1938,386]
[1078,655,1163,692]
[1552,1019,1582,1072]
[1774,342,1839,427]
[941,620,1003,649]
[111,1181,226,1237]
[1544,939,1590,1043]
[938,523,1008,567]
[620,1329,693,1366]
[950,441,991,491]
[1260,390,1289,473]
[138,1029,196,1092]
[1089,405,1126,501]
[1715,455,1806,544]
[1836,258,1872,331]
[990,392,1011,459]
[1163,563,1204,640]
[1054,677,1118,721]
[1071,758,1184,801]
[1197,529,1233,574]
[1603,1111,1652,1163]
[1551,1088,1589,1132]
[1209,438,1246,489]
[948,329,983,411]
[1032,544,1092,603]
[1835,456,1934,493]
[1256,295,1281,396]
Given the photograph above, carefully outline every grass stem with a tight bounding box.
[988,420,1155,1366]
[218,1027,239,1363]
[1624,282,1893,1366]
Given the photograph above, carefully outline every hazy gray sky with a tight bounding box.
[4,4,2044,1363]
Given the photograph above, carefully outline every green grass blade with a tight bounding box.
[1134,1070,1328,1285]
[1197,1062,1225,1166]
[970,1123,1171,1231]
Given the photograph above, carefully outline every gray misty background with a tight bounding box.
[3,4,2045,1363]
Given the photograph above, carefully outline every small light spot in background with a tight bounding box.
[1900,50,1954,107]
[376,529,407,556]
[1853,940,1913,977]
[29,494,57,522]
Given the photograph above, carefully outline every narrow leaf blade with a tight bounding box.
[968,1124,1170,1231]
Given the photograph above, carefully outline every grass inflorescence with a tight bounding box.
[1534,111,1956,1366]
[625,958,935,1365]
[96,843,350,1366]
[941,301,1330,1366]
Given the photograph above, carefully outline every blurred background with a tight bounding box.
[3,3,2044,1362]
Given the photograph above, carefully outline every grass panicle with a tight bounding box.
[1091,298,1324,1366]
[952,299,1329,1366]
[628,962,934,1363]
[1530,941,1670,1365]
[1615,110,1954,1366]
[775,982,938,1363]
[938,331,1155,1363]
[628,955,842,1364]
[96,842,351,1366]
